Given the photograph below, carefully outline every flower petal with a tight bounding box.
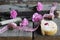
[32,13,43,22]
[20,18,29,27]
[10,10,17,19]
[36,2,43,11]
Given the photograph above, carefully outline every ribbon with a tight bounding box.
[0,25,8,34]
[0,18,39,34]
[49,2,57,15]
[43,2,57,19]
[18,26,38,32]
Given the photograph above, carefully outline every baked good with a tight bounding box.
[41,19,57,36]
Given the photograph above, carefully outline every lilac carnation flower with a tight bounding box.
[10,10,17,19]
[36,2,43,11]
[20,18,29,27]
[32,13,43,22]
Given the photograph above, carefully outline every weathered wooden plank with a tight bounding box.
[0,4,60,12]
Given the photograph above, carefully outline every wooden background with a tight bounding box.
[0,36,60,40]
[0,0,60,40]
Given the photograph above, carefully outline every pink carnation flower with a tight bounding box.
[20,18,29,27]
[36,2,43,11]
[32,13,43,22]
[10,10,17,19]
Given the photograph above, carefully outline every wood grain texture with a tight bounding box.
[0,36,60,40]
[0,37,32,40]
[34,36,60,40]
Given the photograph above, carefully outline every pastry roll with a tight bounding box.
[41,19,57,36]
